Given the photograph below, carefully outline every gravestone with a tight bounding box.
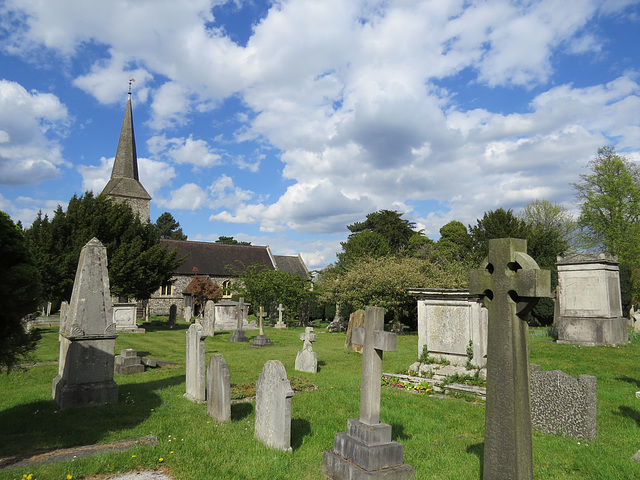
[408,288,488,368]
[295,327,318,373]
[530,364,597,440]
[555,253,628,346]
[252,306,274,347]
[52,238,119,410]
[268,300,278,326]
[469,238,550,480]
[168,304,177,328]
[230,297,249,343]
[114,348,145,375]
[46,301,52,316]
[345,309,365,353]
[275,303,287,329]
[185,323,207,402]
[207,354,231,423]
[202,300,215,337]
[327,303,348,332]
[323,306,414,479]
[113,302,145,333]
[183,305,193,323]
[254,360,294,452]
[299,299,310,327]
[213,300,256,331]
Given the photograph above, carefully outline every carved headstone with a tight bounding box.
[268,300,278,326]
[254,360,294,452]
[168,304,177,328]
[345,309,365,353]
[185,323,207,402]
[252,306,273,347]
[183,305,193,323]
[295,327,318,373]
[469,238,550,480]
[323,306,414,479]
[207,354,231,423]
[275,303,287,329]
[202,300,215,337]
[52,238,119,410]
[327,303,348,332]
[230,297,249,343]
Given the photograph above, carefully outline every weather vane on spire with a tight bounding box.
[128,77,135,95]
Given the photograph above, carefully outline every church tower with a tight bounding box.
[101,92,151,222]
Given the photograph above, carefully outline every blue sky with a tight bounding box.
[1,0,639,270]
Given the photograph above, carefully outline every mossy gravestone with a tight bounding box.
[469,238,550,480]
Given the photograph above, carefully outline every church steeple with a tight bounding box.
[101,91,151,222]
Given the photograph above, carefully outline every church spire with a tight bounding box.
[101,88,151,222]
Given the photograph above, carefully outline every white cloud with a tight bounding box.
[0,80,69,185]
[148,134,222,168]
[155,182,210,210]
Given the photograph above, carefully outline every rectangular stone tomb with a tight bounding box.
[113,303,145,333]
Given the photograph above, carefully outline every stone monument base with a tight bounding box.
[322,419,414,480]
[115,326,146,333]
[251,335,274,347]
[229,329,249,342]
[556,316,628,346]
[52,377,119,411]
[275,321,287,329]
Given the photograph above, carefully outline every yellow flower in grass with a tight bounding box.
[67,475,73,479]
[158,457,164,462]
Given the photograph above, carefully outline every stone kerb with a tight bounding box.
[408,289,488,368]
[555,253,628,346]
[185,323,207,402]
[530,364,597,440]
[254,360,294,452]
[207,354,231,423]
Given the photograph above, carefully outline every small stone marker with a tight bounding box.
[52,238,119,410]
[184,305,193,323]
[252,306,274,347]
[185,323,207,402]
[230,297,249,342]
[323,306,414,479]
[114,349,144,375]
[275,303,287,329]
[295,327,318,373]
[345,309,365,353]
[469,238,550,480]
[202,300,215,337]
[168,304,177,328]
[254,360,294,452]
[207,354,231,422]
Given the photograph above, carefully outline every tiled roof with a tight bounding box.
[274,255,309,279]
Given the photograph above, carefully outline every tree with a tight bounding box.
[183,267,222,312]
[0,211,42,372]
[347,210,418,252]
[469,208,531,263]
[154,212,187,240]
[215,236,251,246]
[433,221,473,264]
[336,230,391,269]
[25,192,183,303]
[235,264,311,324]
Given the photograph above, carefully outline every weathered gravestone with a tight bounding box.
[183,305,193,323]
[185,323,207,402]
[345,309,365,353]
[295,327,318,373]
[275,303,287,329]
[327,303,348,332]
[207,354,231,423]
[213,300,256,331]
[201,300,215,337]
[530,364,597,440]
[469,238,550,480]
[299,299,310,327]
[113,302,145,333]
[52,238,119,410]
[268,300,278,326]
[254,360,294,452]
[168,304,177,328]
[555,253,628,346]
[114,348,144,375]
[230,297,249,343]
[252,306,274,347]
[323,306,414,479]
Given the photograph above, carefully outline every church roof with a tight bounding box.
[161,239,276,277]
[273,254,310,279]
[101,95,151,200]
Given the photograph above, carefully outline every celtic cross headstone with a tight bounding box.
[469,238,550,480]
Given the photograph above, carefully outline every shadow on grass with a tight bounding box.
[390,423,411,441]
[614,406,640,427]
[466,442,484,479]
[141,321,191,333]
[616,376,640,388]
[231,402,253,421]
[291,418,311,450]
[0,374,183,458]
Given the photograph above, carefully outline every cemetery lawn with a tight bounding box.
[0,324,639,480]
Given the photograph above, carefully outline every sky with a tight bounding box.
[1,0,639,271]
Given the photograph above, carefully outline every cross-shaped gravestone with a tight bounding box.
[230,297,248,343]
[469,238,550,480]
[275,303,287,329]
[252,305,273,347]
[300,326,317,345]
[258,306,265,335]
[352,306,397,425]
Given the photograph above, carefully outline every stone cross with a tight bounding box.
[352,306,396,425]
[469,238,550,480]
[300,326,317,346]
[230,297,248,342]
[278,303,284,322]
[258,306,265,335]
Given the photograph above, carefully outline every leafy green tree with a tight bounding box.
[347,210,418,252]
[433,221,473,264]
[0,211,42,372]
[215,236,251,246]
[154,212,187,240]
[336,230,391,269]
[25,192,183,303]
[235,264,311,324]
[469,208,531,263]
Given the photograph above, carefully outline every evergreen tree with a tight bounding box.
[155,212,187,240]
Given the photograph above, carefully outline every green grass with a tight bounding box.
[1,323,639,479]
